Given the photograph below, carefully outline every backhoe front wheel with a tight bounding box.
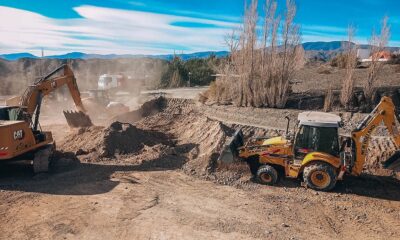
[303,163,337,191]
[256,165,278,185]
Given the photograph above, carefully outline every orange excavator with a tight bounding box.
[0,64,92,173]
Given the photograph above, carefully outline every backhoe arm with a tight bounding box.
[351,97,400,175]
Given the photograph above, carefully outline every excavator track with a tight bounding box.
[33,144,54,173]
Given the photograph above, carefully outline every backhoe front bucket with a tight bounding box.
[383,150,400,171]
[218,129,245,163]
[63,111,93,128]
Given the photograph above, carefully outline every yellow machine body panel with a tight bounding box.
[0,120,53,160]
[301,152,341,169]
[262,136,288,146]
[239,136,341,179]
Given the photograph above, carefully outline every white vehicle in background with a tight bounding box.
[98,74,128,91]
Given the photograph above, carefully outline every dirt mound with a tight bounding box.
[366,137,400,179]
[60,121,170,159]
[113,97,166,124]
[132,99,230,176]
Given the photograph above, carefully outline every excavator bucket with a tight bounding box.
[218,128,245,163]
[382,150,400,171]
[63,111,93,128]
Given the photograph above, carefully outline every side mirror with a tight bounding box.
[285,116,290,135]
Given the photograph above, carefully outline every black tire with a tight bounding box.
[256,165,278,185]
[303,162,337,191]
[246,156,260,176]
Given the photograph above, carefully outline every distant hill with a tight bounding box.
[0,51,229,61]
[302,41,400,52]
[302,41,351,51]
[1,41,399,61]
[0,53,38,60]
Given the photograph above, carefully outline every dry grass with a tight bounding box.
[324,87,334,112]
[317,66,332,74]
[210,0,304,108]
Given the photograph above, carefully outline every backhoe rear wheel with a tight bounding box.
[33,144,54,173]
[303,163,337,191]
[256,165,278,185]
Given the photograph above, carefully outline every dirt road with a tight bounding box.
[1,156,400,240]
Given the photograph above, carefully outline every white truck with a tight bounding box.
[98,74,128,91]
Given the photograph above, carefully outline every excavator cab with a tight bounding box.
[0,106,24,121]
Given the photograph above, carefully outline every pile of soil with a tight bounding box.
[366,137,400,179]
[63,96,400,184]
[60,121,170,159]
[112,97,165,124]
[134,101,230,176]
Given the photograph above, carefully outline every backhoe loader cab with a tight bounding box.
[294,112,341,160]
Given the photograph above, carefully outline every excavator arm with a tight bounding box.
[351,96,400,175]
[8,64,92,128]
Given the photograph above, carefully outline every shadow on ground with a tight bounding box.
[0,149,188,196]
[246,165,400,201]
[334,174,400,201]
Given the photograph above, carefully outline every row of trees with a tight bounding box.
[208,0,304,108]
[338,17,390,110]
[206,0,391,111]
[159,55,220,88]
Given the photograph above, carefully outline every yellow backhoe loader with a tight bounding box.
[225,96,400,191]
[0,64,92,173]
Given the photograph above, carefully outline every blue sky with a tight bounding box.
[0,0,399,55]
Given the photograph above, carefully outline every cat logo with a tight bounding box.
[13,130,24,140]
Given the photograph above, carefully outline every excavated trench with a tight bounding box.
[59,97,400,184]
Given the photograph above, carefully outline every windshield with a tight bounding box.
[294,125,339,158]
[0,107,23,121]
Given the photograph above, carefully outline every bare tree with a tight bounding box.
[364,16,390,106]
[324,86,334,112]
[340,26,358,109]
[209,0,304,108]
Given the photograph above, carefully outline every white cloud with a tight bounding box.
[0,5,236,55]
[302,25,347,34]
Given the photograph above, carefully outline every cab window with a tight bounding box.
[294,125,339,158]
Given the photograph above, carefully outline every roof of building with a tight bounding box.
[298,111,341,127]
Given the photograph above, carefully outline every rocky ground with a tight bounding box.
[1,96,400,240]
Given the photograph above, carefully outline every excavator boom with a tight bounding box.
[7,64,92,128]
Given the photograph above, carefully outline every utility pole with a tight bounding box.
[188,72,192,87]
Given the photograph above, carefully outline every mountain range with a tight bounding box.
[1,41,399,61]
